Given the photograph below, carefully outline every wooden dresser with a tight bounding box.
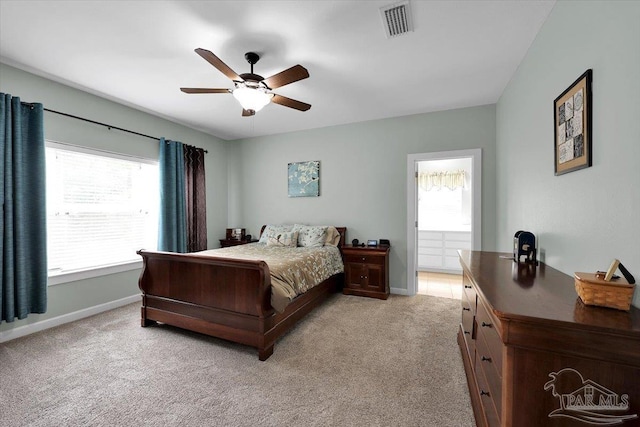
[342,244,390,300]
[458,251,640,427]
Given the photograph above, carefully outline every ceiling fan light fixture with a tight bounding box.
[182,49,310,115]
[232,83,273,113]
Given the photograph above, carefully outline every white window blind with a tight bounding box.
[46,142,158,276]
[418,187,466,230]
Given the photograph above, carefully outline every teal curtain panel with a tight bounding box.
[1,93,48,323]
[158,138,187,253]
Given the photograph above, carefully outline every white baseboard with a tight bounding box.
[390,287,409,296]
[0,294,141,343]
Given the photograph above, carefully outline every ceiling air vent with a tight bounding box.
[380,1,413,39]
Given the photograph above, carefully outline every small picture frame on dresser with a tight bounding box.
[226,228,246,241]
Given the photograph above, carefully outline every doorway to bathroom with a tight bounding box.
[406,149,481,297]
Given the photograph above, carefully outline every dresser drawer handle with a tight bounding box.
[481,356,492,362]
[480,390,490,397]
[361,257,366,261]
[462,307,470,312]
[464,285,472,289]
[481,321,492,328]
[464,331,470,335]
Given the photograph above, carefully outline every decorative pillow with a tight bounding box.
[323,226,341,246]
[258,224,294,243]
[266,231,298,247]
[293,224,328,247]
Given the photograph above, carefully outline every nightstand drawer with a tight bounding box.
[343,253,385,265]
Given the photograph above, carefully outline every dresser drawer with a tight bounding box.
[475,331,502,416]
[475,360,501,427]
[418,247,441,256]
[461,297,475,336]
[476,300,503,373]
[462,274,477,315]
[343,253,385,266]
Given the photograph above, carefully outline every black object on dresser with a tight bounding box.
[342,244,390,300]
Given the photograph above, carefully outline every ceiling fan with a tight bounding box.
[180,48,311,117]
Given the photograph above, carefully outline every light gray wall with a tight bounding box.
[496,1,640,307]
[0,63,228,332]
[228,105,497,292]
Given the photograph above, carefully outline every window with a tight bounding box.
[46,142,158,281]
[419,186,467,230]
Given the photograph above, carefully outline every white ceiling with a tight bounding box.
[0,0,555,141]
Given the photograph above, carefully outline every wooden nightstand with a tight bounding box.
[219,238,258,248]
[342,244,390,300]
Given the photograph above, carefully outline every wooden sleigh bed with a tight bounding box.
[137,226,346,360]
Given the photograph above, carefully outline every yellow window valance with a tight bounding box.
[418,170,466,191]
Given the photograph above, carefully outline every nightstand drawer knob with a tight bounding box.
[481,356,492,362]
[480,390,490,397]
[361,257,366,261]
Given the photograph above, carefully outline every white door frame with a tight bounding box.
[406,149,482,295]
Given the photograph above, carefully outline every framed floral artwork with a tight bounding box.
[554,69,592,175]
[288,160,320,197]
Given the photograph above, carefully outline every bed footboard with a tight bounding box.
[136,249,342,360]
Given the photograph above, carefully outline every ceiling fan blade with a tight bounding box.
[194,48,242,81]
[263,65,309,89]
[180,88,230,94]
[272,94,311,112]
[242,109,255,117]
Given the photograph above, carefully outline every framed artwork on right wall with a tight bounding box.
[553,69,592,175]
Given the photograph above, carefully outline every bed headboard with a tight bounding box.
[259,225,347,248]
[335,227,347,248]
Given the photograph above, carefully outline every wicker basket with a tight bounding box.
[574,272,635,311]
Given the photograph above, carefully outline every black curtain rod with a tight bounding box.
[45,107,161,140]
[20,103,207,153]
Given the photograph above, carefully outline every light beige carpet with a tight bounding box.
[0,294,475,426]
